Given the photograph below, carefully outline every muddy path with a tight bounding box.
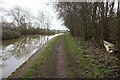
[54,36,67,78]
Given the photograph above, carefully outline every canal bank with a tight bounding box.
[1,34,62,79]
[9,34,62,78]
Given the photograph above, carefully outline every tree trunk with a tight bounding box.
[104,1,109,41]
[117,1,120,52]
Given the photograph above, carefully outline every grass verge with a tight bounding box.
[64,33,119,78]
[22,35,61,78]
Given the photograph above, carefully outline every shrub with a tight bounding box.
[2,30,21,40]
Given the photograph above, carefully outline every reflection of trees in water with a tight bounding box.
[47,35,49,41]
[2,35,49,61]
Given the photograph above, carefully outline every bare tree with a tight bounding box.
[7,6,32,29]
[44,11,52,32]
[37,10,52,30]
[37,11,45,29]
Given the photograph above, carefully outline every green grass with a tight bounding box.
[64,33,112,78]
[23,35,61,78]
[64,33,81,77]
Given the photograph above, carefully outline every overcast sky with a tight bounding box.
[0,0,67,30]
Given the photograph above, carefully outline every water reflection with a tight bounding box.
[1,34,60,79]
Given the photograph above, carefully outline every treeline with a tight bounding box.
[2,26,56,40]
[0,6,55,40]
[2,23,55,40]
[58,1,120,50]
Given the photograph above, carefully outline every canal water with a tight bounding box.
[0,34,61,79]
